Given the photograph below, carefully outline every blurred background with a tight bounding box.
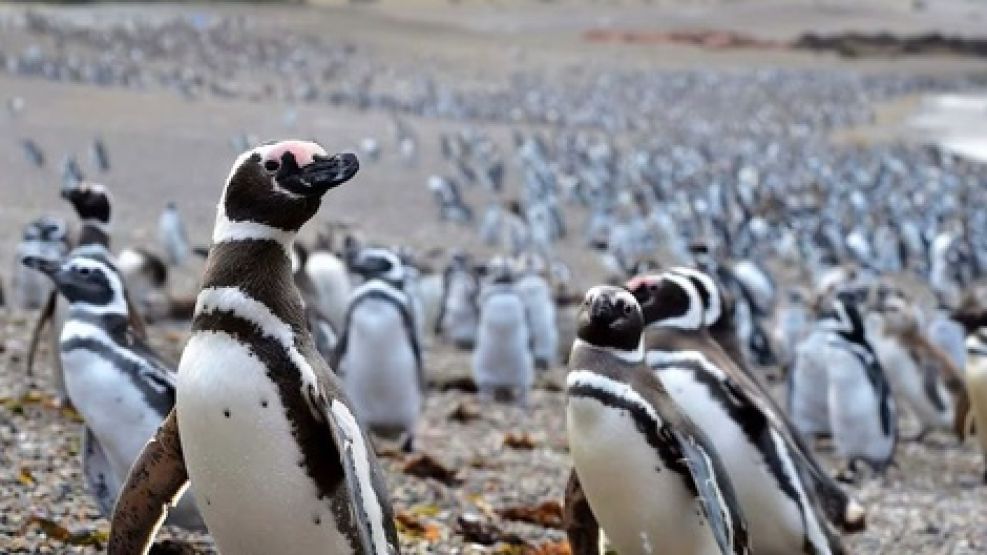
[1,0,986,553]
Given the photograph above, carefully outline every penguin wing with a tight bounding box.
[563,470,601,555]
[395,299,425,391]
[319,396,401,554]
[330,303,355,373]
[82,427,119,518]
[668,425,751,555]
[631,371,751,555]
[108,410,190,555]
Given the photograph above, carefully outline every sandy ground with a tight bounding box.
[1,1,987,553]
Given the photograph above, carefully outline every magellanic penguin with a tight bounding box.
[867,289,968,441]
[333,246,423,452]
[108,141,400,555]
[657,266,865,535]
[964,328,987,482]
[158,202,191,267]
[514,256,559,370]
[11,216,69,309]
[26,183,147,406]
[472,260,535,407]
[626,271,850,554]
[564,285,751,555]
[436,251,480,349]
[809,291,898,474]
[20,251,203,530]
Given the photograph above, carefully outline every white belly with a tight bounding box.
[177,332,352,555]
[61,349,163,482]
[660,367,830,554]
[791,333,833,435]
[826,348,895,463]
[341,304,421,432]
[566,395,720,555]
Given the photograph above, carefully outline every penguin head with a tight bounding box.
[626,272,704,330]
[222,140,359,233]
[22,252,127,314]
[576,285,643,351]
[350,247,405,286]
[62,183,111,224]
[666,266,726,327]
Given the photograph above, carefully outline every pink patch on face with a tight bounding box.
[626,275,657,292]
[262,140,328,168]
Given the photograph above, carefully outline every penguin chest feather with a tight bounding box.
[657,365,832,555]
[341,300,420,430]
[566,387,720,555]
[177,332,353,555]
[61,348,163,480]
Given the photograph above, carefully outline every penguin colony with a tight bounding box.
[5,129,987,555]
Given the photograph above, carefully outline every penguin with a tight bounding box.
[514,258,559,370]
[291,243,339,362]
[564,285,751,555]
[108,140,400,555]
[655,267,865,534]
[867,289,967,440]
[964,328,987,482]
[436,252,480,349]
[815,291,897,474]
[20,251,203,530]
[301,246,352,334]
[11,216,69,309]
[627,271,850,554]
[334,246,423,452]
[158,202,191,266]
[472,260,534,407]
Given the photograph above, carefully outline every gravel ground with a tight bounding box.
[2,307,985,554]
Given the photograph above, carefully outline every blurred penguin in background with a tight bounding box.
[12,216,70,309]
[158,202,190,267]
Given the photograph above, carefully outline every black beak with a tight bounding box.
[21,255,61,277]
[277,152,360,196]
[589,295,614,321]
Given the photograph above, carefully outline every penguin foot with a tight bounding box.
[149,540,196,555]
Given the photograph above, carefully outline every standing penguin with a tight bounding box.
[964,329,987,482]
[158,202,191,267]
[334,247,423,452]
[514,256,559,370]
[472,261,534,406]
[21,251,203,530]
[868,290,967,440]
[11,216,69,309]
[564,285,750,555]
[819,292,897,474]
[627,272,850,554]
[436,252,480,349]
[108,141,400,555]
[653,267,865,535]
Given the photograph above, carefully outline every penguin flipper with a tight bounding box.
[109,410,189,555]
[670,426,752,555]
[82,426,119,518]
[563,470,601,555]
[26,291,58,376]
[322,398,401,554]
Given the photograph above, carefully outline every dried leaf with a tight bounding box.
[402,453,461,486]
[395,511,443,542]
[504,432,537,450]
[17,467,35,487]
[497,500,564,529]
[448,402,481,423]
[525,540,573,555]
[22,514,107,547]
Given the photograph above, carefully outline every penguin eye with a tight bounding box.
[76,267,91,277]
[623,303,633,315]
[263,159,280,173]
[648,284,658,292]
